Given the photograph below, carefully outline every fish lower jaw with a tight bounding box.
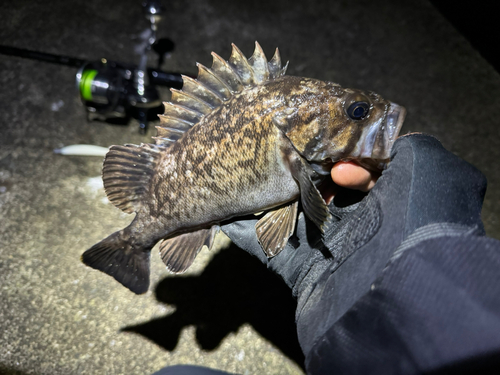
[380,103,406,157]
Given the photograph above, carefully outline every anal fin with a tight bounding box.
[159,225,220,273]
[256,201,299,257]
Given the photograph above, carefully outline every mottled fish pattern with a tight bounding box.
[82,42,406,294]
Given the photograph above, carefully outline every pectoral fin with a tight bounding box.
[255,201,298,257]
[292,158,332,233]
[159,225,220,273]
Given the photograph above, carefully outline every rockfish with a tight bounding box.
[82,42,406,294]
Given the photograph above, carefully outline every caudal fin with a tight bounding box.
[81,231,151,294]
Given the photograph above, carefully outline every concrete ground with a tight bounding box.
[1,0,499,374]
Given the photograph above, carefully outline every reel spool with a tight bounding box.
[76,59,130,122]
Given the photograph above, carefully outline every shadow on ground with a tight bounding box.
[122,243,305,371]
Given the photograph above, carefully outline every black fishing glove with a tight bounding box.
[223,133,485,302]
[221,134,489,355]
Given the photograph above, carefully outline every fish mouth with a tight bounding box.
[359,102,406,168]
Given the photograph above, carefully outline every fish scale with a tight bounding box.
[82,42,406,294]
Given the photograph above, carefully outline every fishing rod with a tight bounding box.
[0,0,189,133]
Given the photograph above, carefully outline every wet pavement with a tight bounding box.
[1,0,499,374]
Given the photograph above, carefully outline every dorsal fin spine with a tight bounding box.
[162,103,203,124]
[196,63,232,99]
[156,126,186,136]
[248,42,269,83]
[180,75,223,107]
[170,88,214,114]
[268,48,282,79]
[164,102,204,117]
[158,115,194,129]
[228,43,255,86]
[210,52,244,93]
[280,61,289,77]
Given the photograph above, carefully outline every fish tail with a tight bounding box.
[81,230,152,294]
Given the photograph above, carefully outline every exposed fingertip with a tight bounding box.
[331,161,376,192]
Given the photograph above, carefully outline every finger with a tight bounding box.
[331,161,379,192]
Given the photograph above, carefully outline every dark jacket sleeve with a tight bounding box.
[300,234,500,375]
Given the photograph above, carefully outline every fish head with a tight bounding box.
[282,81,406,172]
[337,88,407,170]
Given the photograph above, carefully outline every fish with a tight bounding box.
[81,42,406,294]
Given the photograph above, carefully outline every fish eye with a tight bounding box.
[346,101,370,120]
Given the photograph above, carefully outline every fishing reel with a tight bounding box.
[75,0,182,133]
[76,58,167,132]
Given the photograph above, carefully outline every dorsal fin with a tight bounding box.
[155,41,288,147]
[102,143,162,214]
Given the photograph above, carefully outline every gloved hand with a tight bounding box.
[221,133,486,320]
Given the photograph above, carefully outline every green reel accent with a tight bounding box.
[79,69,98,101]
